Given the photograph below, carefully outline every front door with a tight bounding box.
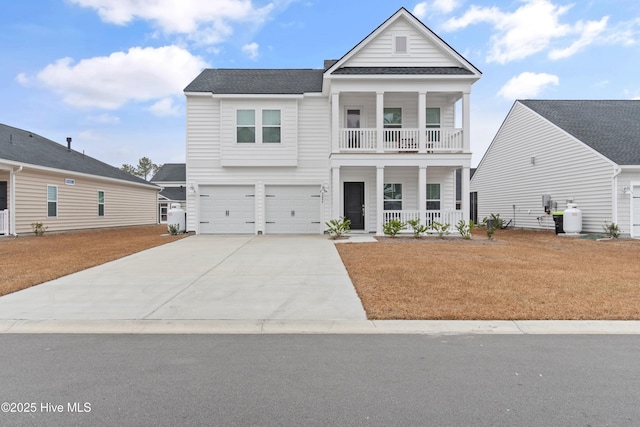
[344,182,365,230]
[0,182,7,210]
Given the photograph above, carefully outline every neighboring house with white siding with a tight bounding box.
[150,163,186,223]
[471,100,640,237]
[0,123,159,236]
[184,8,481,235]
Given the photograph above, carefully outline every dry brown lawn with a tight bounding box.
[0,225,189,297]
[336,229,640,320]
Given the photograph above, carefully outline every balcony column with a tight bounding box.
[376,166,385,235]
[462,91,470,152]
[331,166,341,220]
[418,91,426,153]
[376,92,384,153]
[331,92,340,152]
[418,166,427,225]
[461,166,470,223]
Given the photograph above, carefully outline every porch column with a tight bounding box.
[462,91,471,152]
[331,92,340,153]
[418,166,427,225]
[331,166,341,220]
[418,91,426,153]
[461,166,470,223]
[376,92,384,153]
[376,166,385,235]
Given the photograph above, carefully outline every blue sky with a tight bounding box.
[2,0,640,168]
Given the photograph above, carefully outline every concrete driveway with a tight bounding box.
[0,235,367,321]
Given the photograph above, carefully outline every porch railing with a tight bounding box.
[338,128,463,152]
[382,210,465,233]
[0,209,8,235]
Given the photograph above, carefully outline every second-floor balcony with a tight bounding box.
[338,128,464,153]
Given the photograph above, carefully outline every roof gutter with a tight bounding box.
[10,165,22,236]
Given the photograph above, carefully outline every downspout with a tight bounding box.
[612,166,622,226]
[10,165,23,236]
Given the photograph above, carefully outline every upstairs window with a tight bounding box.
[383,108,402,129]
[427,184,441,210]
[237,110,256,143]
[98,191,105,217]
[47,185,57,217]
[262,110,281,143]
[426,108,441,128]
[384,184,403,210]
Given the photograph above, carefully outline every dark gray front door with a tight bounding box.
[0,182,6,210]
[344,182,365,230]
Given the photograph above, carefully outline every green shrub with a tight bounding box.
[31,222,47,236]
[382,219,406,237]
[325,217,351,239]
[407,219,428,238]
[603,221,620,238]
[167,224,181,236]
[456,219,474,240]
[482,213,504,240]
[430,221,450,238]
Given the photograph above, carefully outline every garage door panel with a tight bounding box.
[199,186,255,234]
[265,185,321,234]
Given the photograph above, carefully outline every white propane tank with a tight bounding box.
[563,203,582,234]
[167,203,185,233]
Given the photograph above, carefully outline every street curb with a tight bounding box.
[2,319,640,334]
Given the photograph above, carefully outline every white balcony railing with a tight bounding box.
[382,210,464,233]
[338,128,463,152]
[0,209,8,235]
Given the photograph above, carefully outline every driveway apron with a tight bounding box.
[0,235,367,321]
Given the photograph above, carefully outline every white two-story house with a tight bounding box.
[184,8,481,235]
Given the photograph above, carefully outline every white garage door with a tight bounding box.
[633,186,640,238]
[265,185,321,234]
[199,185,255,234]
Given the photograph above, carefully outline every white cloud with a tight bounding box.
[413,2,428,19]
[242,42,260,59]
[89,113,121,124]
[149,97,181,116]
[442,0,613,63]
[432,0,459,14]
[412,0,459,19]
[498,72,559,100]
[15,73,30,86]
[69,0,274,44]
[549,16,609,59]
[34,45,208,110]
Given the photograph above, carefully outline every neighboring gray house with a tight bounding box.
[150,163,186,223]
[184,8,481,235]
[0,123,159,235]
[471,100,640,237]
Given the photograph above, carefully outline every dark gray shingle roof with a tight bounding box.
[151,163,185,182]
[0,123,156,187]
[332,66,474,75]
[520,100,640,165]
[159,186,186,201]
[184,69,324,94]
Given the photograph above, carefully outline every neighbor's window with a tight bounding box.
[98,190,105,217]
[237,109,256,143]
[262,109,281,143]
[383,108,402,128]
[47,185,57,217]
[426,108,440,128]
[427,184,441,210]
[384,183,403,210]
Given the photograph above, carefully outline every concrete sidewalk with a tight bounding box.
[0,235,367,322]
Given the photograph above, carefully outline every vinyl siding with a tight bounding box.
[346,17,458,67]
[185,94,330,232]
[471,102,616,232]
[13,168,157,234]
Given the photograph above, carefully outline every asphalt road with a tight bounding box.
[1,334,639,426]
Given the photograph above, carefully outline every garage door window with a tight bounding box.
[237,110,256,143]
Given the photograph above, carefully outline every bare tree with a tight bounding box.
[121,158,162,181]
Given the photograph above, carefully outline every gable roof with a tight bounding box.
[184,69,324,94]
[520,100,640,166]
[151,163,185,182]
[159,186,186,201]
[325,7,481,77]
[0,123,157,187]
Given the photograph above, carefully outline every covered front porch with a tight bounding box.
[330,161,471,236]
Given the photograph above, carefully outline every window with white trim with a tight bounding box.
[262,110,281,143]
[237,110,256,143]
[384,108,402,128]
[426,108,440,128]
[98,190,105,217]
[237,109,281,144]
[427,184,441,210]
[47,185,57,217]
[384,184,403,210]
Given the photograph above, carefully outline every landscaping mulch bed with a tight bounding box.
[0,225,189,297]
[335,229,640,320]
